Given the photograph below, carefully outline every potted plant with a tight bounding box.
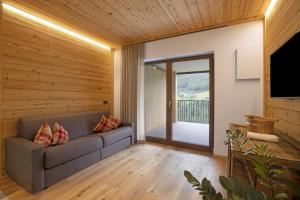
[183,129,300,200]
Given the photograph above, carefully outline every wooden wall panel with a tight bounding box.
[264,0,300,142]
[0,0,3,176]
[1,10,113,174]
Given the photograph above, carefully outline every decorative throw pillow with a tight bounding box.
[93,115,108,133]
[108,115,122,129]
[52,121,69,145]
[34,121,53,147]
[102,119,115,132]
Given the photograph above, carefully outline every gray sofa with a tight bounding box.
[5,111,134,194]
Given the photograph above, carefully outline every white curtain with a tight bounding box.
[121,43,145,142]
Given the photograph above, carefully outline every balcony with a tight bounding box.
[177,100,209,124]
[146,99,210,146]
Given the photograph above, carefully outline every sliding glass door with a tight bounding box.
[171,58,211,148]
[144,55,214,151]
[144,62,167,141]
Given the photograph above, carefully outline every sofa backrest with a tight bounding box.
[17,111,109,141]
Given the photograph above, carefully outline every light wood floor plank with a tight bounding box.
[0,143,226,200]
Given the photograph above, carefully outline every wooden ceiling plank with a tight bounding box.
[258,0,271,16]
[238,0,248,19]
[4,0,270,45]
[144,0,179,34]
[153,0,182,32]
[140,0,173,35]
[206,0,216,25]
[170,0,198,30]
[125,0,172,39]
[252,0,265,17]
[105,0,158,40]
[243,0,258,18]
[184,0,205,28]
[58,0,137,43]
[223,0,232,23]
[196,0,213,27]
[88,0,150,41]
[155,0,188,32]
[207,0,224,25]
[230,0,240,22]
[62,0,145,42]
[6,0,124,45]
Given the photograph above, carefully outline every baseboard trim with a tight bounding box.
[137,140,146,144]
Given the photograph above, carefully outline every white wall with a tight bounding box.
[144,21,264,156]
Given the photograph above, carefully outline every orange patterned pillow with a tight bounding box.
[102,119,115,132]
[52,121,69,145]
[93,115,108,133]
[34,121,53,147]
[108,115,122,129]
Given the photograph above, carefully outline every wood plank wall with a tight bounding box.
[0,0,3,175]
[1,9,113,174]
[264,0,300,142]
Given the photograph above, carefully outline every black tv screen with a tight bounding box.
[270,31,300,98]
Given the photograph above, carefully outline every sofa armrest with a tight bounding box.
[120,121,133,127]
[5,137,45,193]
[120,121,135,144]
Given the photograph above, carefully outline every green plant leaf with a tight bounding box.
[243,147,255,156]
[219,176,267,200]
[223,130,289,200]
[287,166,300,177]
[184,170,200,187]
[269,168,285,176]
[247,187,267,200]
[286,180,300,198]
[241,138,248,147]
[257,178,272,188]
[275,192,288,199]
[273,183,286,190]
[184,171,225,200]
[254,166,269,181]
[219,176,233,191]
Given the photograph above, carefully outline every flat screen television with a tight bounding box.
[270,31,300,98]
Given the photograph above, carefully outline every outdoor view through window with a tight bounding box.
[145,58,210,147]
[177,72,209,124]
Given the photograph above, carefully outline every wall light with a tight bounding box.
[265,0,277,17]
[2,3,111,50]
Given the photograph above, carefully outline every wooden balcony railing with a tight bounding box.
[177,100,209,124]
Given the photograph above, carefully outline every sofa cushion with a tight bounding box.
[93,115,109,133]
[108,115,122,128]
[17,111,109,141]
[34,121,53,147]
[80,112,109,135]
[92,127,133,146]
[45,136,103,169]
[52,121,69,145]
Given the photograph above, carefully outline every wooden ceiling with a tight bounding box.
[4,0,270,47]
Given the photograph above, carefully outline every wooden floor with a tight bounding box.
[147,122,210,146]
[0,143,226,200]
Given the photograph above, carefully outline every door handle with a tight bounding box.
[168,101,172,109]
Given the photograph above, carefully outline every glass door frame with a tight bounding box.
[145,54,214,152]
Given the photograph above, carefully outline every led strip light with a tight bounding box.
[265,0,277,17]
[2,3,111,50]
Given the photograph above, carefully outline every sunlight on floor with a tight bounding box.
[146,122,209,146]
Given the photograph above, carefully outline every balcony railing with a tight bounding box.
[177,100,209,124]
